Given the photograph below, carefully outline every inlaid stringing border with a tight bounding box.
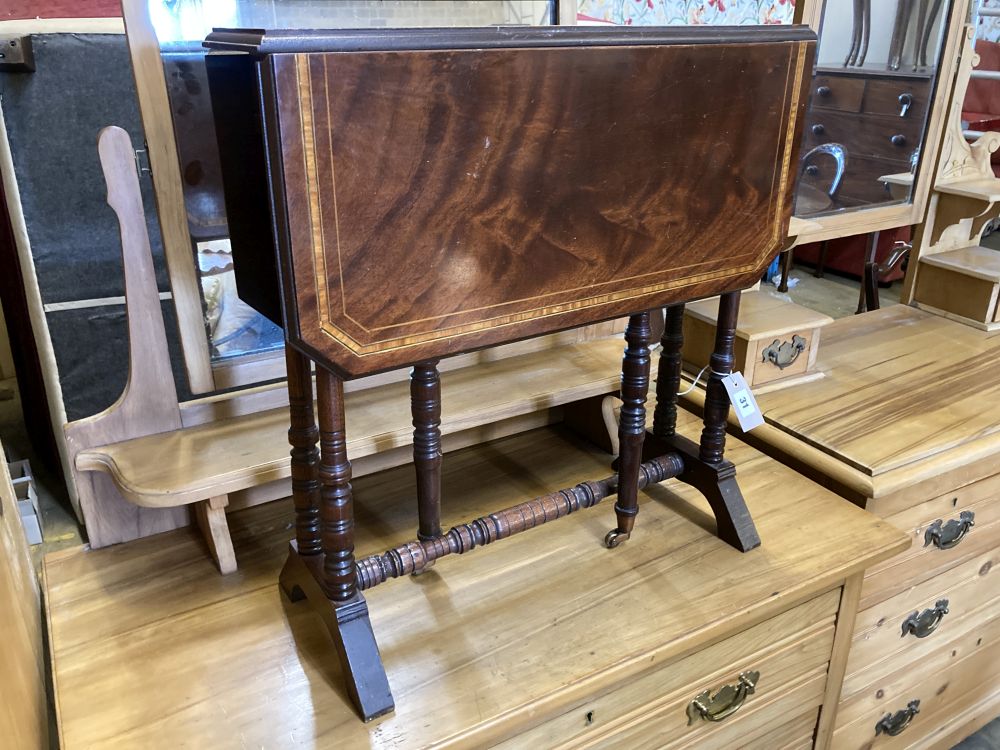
[291,41,809,358]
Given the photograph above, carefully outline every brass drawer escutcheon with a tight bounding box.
[900,599,949,639]
[686,670,759,725]
[761,335,807,370]
[924,511,975,550]
[875,699,920,737]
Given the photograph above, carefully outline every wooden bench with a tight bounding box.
[64,126,627,573]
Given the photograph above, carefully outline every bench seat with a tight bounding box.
[76,336,628,572]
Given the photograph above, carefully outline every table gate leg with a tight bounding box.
[606,311,652,548]
[280,363,394,722]
[283,347,321,565]
[694,291,760,551]
[652,304,685,440]
[411,362,442,569]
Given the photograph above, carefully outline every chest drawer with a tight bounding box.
[741,709,819,750]
[812,75,865,112]
[495,590,839,750]
[798,152,898,209]
[804,111,920,162]
[834,609,1000,749]
[844,546,1000,698]
[861,472,1000,609]
[862,78,932,119]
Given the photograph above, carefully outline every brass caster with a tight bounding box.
[605,529,629,549]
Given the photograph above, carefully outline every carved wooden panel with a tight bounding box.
[211,27,814,377]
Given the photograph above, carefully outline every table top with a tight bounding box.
[751,305,1000,485]
[207,26,814,377]
[46,410,905,749]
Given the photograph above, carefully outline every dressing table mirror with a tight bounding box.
[792,0,969,244]
[120,0,556,393]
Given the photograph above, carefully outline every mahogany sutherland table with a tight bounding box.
[44,414,908,749]
[203,25,814,720]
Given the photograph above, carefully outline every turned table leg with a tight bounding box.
[411,362,443,545]
[700,292,738,465]
[696,292,760,551]
[279,361,394,722]
[652,304,685,440]
[285,346,321,559]
[606,311,652,548]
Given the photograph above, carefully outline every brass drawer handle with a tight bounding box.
[875,700,920,737]
[901,599,949,638]
[924,511,975,550]
[761,335,807,370]
[686,670,759,725]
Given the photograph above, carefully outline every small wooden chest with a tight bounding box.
[682,291,833,390]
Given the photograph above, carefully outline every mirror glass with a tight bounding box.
[147,0,554,366]
[794,0,952,217]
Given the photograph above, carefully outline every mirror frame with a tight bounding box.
[791,0,972,243]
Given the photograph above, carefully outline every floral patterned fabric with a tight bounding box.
[576,0,795,26]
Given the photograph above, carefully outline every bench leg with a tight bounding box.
[194,495,237,574]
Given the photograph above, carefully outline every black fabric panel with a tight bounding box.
[0,34,170,303]
[2,34,198,419]
[46,300,191,422]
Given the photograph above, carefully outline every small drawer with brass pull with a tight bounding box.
[846,548,1000,697]
[686,671,759,725]
[900,599,949,639]
[682,293,832,392]
[834,613,1000,747]
[862,473,1000,608]
[494,590,839,750]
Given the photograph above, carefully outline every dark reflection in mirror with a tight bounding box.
[150,0,553,364]
[795,0,952,217]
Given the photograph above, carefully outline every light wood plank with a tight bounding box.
[751,305,1000,478]
[46,412,908,749]
[119,0,216,393]
[193,496,236,575]
[920,245,1000,282]
[76,336,629,508]
[63,126,188,547]
[814,572,863,750]
[0,443,47,749]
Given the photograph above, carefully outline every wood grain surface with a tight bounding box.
[245,29,814,376]
[46,410,906,749]
[753,305,1000,477]
[0,444,47,750]
[75,336,630,507]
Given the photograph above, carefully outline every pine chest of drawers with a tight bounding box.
[45,410,905,749]
[694,305,1000,749]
